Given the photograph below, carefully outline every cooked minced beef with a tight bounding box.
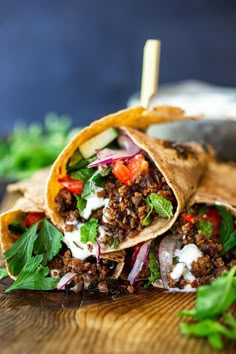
[55,153,177,244]
[48,249,118,293]
[167,205,236,288]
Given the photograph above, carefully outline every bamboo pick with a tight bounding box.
[140,39,161,108]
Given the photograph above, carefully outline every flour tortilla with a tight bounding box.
[0,198,125,280]
[45,109,212,253]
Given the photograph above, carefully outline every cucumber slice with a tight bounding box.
[79,127,119,158]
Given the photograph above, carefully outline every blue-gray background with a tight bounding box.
[0,0,236,132]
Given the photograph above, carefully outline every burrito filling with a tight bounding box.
[4,212,121,293]
[55,128,177,250]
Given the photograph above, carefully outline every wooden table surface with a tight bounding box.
[0,194,235,354]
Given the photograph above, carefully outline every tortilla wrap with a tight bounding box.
[0,198,125,283]
[7,167,51,210]
[45,108,213,253]
[151,161,236,291]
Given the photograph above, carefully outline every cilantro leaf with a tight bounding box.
[199,220,213,238]
[144,240,160,288]
[5,255,58,292]
[34,219,63,265]
[4,222,39,276]
[146,193,173,218]
[80,218,98,244]
[75,195,87,212]
[0,268,8,280]
[81,180,95,199]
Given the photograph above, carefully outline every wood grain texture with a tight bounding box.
[0,277,235,354]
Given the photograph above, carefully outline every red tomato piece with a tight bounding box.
[58,176,84,194]
[111,160,132,186]
[25,212,45,228]
[127,154,149,179]
[181,213,196,224]
[200,208,222,237]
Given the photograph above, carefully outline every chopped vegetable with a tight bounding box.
[128,241,151,285]
[181,213,195,224]
[199,208,221,237]
[112,160,132,186]
[24,212,45,228]
[58,176,84,195]
[199,220,213,238]
[144,240,160,288]
[80,127,119,159]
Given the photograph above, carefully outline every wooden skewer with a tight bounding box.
[140,39,161,109]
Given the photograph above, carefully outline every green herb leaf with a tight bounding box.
[75,195,87,213]
[199,220,213,238]
[221,231,236,255]
[81,180,95,199]
[34,219,63,265]
[146,193,173,218]
[0,268,8,280]
[80,218,98,244]
[144,240,160,288]
[109,237,119,249]
[4,222,39,276]
[179,266,236,320]
[217,205,233,244]
[70,167,95,181]
[5,255,58,292]
[91,173,106,188]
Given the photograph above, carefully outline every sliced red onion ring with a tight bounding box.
[158,234,178,289]
[56,272,77,290]
[88,134,140,168]
[128,240,151,285]
[96,241,101,262]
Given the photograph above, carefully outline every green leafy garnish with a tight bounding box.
[80,218,98,244]
[75,195,87,213]
[70,167,95,181]
[0,268,8,280]
[81,180,95,199]
[144,240,160,288]
[179,266,236,349]
[34,219,63,265]
[5,255,58,293]
[4,219,63,275]
[217,206,236,255]
[146,193,173,219]
[4,222,39,276]
[199,220,213,238]
[108,237,119,249]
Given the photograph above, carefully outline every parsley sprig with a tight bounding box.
[143,193,174,225]
[179,266,236,349]
[4,218,63,291]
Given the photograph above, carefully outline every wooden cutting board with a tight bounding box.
[0,194,235,354]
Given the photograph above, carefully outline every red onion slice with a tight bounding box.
[96,241,101,262]
[56,272,77,290]
[128,240,151,285]
[88,134,140,168]
[159,234,178,289]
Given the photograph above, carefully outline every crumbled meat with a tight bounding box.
[48,249,118,293]
[191,255,212,277]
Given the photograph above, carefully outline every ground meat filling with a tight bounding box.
[55,153,177,244]
[48,249,119,293]
[167,205,236,289]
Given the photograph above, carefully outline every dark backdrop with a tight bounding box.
[0,0,235,132]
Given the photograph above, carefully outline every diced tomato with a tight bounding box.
[127,154,149,179]
[130,243,144,267]
[200,208,222,237]
[112,160,132,186]
[181,213,196,224]
[58,176,84,194]
[112,154,149,185]
[25,212,45,228]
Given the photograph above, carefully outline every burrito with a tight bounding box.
[45,107,212,256]
[0,198,125,293]
[126,161,236,291]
